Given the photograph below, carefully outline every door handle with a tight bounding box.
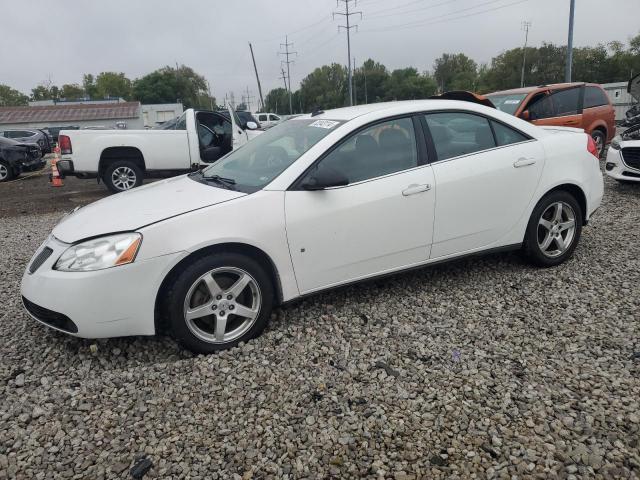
[513,158,536,168]
[402,184,431,196]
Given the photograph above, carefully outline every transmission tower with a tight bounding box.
[333,0,362,106]
[520,21,531,88]
[279,35,297,114]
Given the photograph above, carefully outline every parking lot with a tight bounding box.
[0,163,638,478]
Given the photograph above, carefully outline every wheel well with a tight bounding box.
[98,147,145,175]
[153,243,284,334]
[546,184,588,224]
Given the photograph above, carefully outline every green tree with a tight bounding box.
[83,74,98,98]
[60,83,85,99]
[31,85,55,101]
[433,53,478,91]
[384,68,437,100]
[132,65,209,108]
[264,88,290,114]
[0,84,29,106]
[95,72,132,99]
[354,59,389,104]
[298,63,347,109]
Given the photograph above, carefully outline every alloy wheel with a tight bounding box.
[537,201,576,258]
[183,267,262,344]
[0,164,8,181]
[111,166,137,190]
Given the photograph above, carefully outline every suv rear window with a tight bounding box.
[583,86,609,109]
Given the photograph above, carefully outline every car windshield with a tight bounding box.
[197,118,343,193]
[486,93,528,115]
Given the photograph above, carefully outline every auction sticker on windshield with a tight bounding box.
[309,120,340,129]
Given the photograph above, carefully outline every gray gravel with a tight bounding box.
[1,176,639,479]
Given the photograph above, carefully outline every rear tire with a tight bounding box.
[0,160,16,182]
[523,191,583,267]
[102,160,143,193]
[166,253,274,354]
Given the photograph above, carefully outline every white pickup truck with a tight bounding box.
[57,107,261,192]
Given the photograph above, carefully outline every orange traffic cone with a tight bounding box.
[50,146,64,187]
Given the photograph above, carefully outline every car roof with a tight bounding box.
[487,82,600,96]
[292,99,497,121]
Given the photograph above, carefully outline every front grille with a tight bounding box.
[621,147,640,170]
[29,247,53,274]
[22,297,78,333]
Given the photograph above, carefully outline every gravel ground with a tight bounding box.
[0,174,639,479]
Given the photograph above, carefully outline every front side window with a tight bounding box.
[583,86,609,109]
[310,117,418,184]
[425,112,495,161]
[269,114,280,121]
[491,121,529,146]
[199,119,343,192]
[258,114,267,122]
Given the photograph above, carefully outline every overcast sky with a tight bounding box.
[2,0,639,107]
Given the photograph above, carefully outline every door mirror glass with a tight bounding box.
[301,165,349,190]
[520,110,530,121]
[246,121,258,130]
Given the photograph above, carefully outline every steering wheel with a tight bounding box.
[198,124,222,148]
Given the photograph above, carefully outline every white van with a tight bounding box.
[255,113,282,129]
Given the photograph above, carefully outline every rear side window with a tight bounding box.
[584,86,609,109]
[425,112,496,161]
[491,121,529,146]
[175,113,187,130]
[550,87,581,116]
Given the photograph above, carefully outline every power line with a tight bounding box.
[360,0,529,33]
[279,35,297,114]
[366,0,460,19]
[334,0,362,107]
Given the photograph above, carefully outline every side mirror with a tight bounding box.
[203,146,221,162]
[301,166,349,191]
[520,110,531,121]
[246,121,258,130]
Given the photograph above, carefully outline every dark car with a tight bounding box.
[0,128,54,154]
[0,137,44,182]
[46,125,80,143]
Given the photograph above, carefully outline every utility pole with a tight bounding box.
[520,21,531,88]
[353,57,357,105]
[248,43,265,112]
[565,0,576,82]
[363,65,368,104]
[279,67,288,91]
[243,86,255,111]
[334,0,361,106]
[279,35,297,115]
[207,81,214,110]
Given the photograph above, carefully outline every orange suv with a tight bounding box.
[487,83,615,155]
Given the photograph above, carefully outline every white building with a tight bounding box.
[601,82,635,123]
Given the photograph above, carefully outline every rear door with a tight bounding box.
[529,86,583,129]
[425,111,545,259]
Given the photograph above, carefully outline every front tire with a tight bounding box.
[166,253,274,354]
[0,160,16,182]
[102,160,143,193]
[523,191,583,267]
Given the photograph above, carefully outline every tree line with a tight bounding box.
[265,33,640,114]
[0,65,215,109]
[1,33,638,112]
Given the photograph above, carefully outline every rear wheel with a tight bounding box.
[523,191,582,267]
[166,253,274,354]
[102,160,143,193]
[0,160,15,182]
[590,130,606,157]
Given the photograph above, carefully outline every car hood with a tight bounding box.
[629,73,640,102]
[53,175,246,243]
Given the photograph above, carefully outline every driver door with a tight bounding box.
[228,105,248,151]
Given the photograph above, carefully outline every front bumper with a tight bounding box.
[605,147,640,182]
[21,235,183,338]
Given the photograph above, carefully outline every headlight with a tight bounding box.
[54,233,142,272]
[610,135,621,150]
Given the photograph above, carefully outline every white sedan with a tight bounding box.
[21,100,604,353]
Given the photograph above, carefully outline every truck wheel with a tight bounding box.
[0,160,16,182]
[103,160,143,193]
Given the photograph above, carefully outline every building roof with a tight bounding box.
[0,102,140,125]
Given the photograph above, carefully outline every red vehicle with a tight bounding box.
[487,83,616,156]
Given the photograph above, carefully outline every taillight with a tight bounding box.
[587,136,599,159]
[59,134,72,155]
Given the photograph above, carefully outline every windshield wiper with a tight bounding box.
[202,174,237,190]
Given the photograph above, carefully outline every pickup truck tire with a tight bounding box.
[0,160,16,182]
[102,160,143,193]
